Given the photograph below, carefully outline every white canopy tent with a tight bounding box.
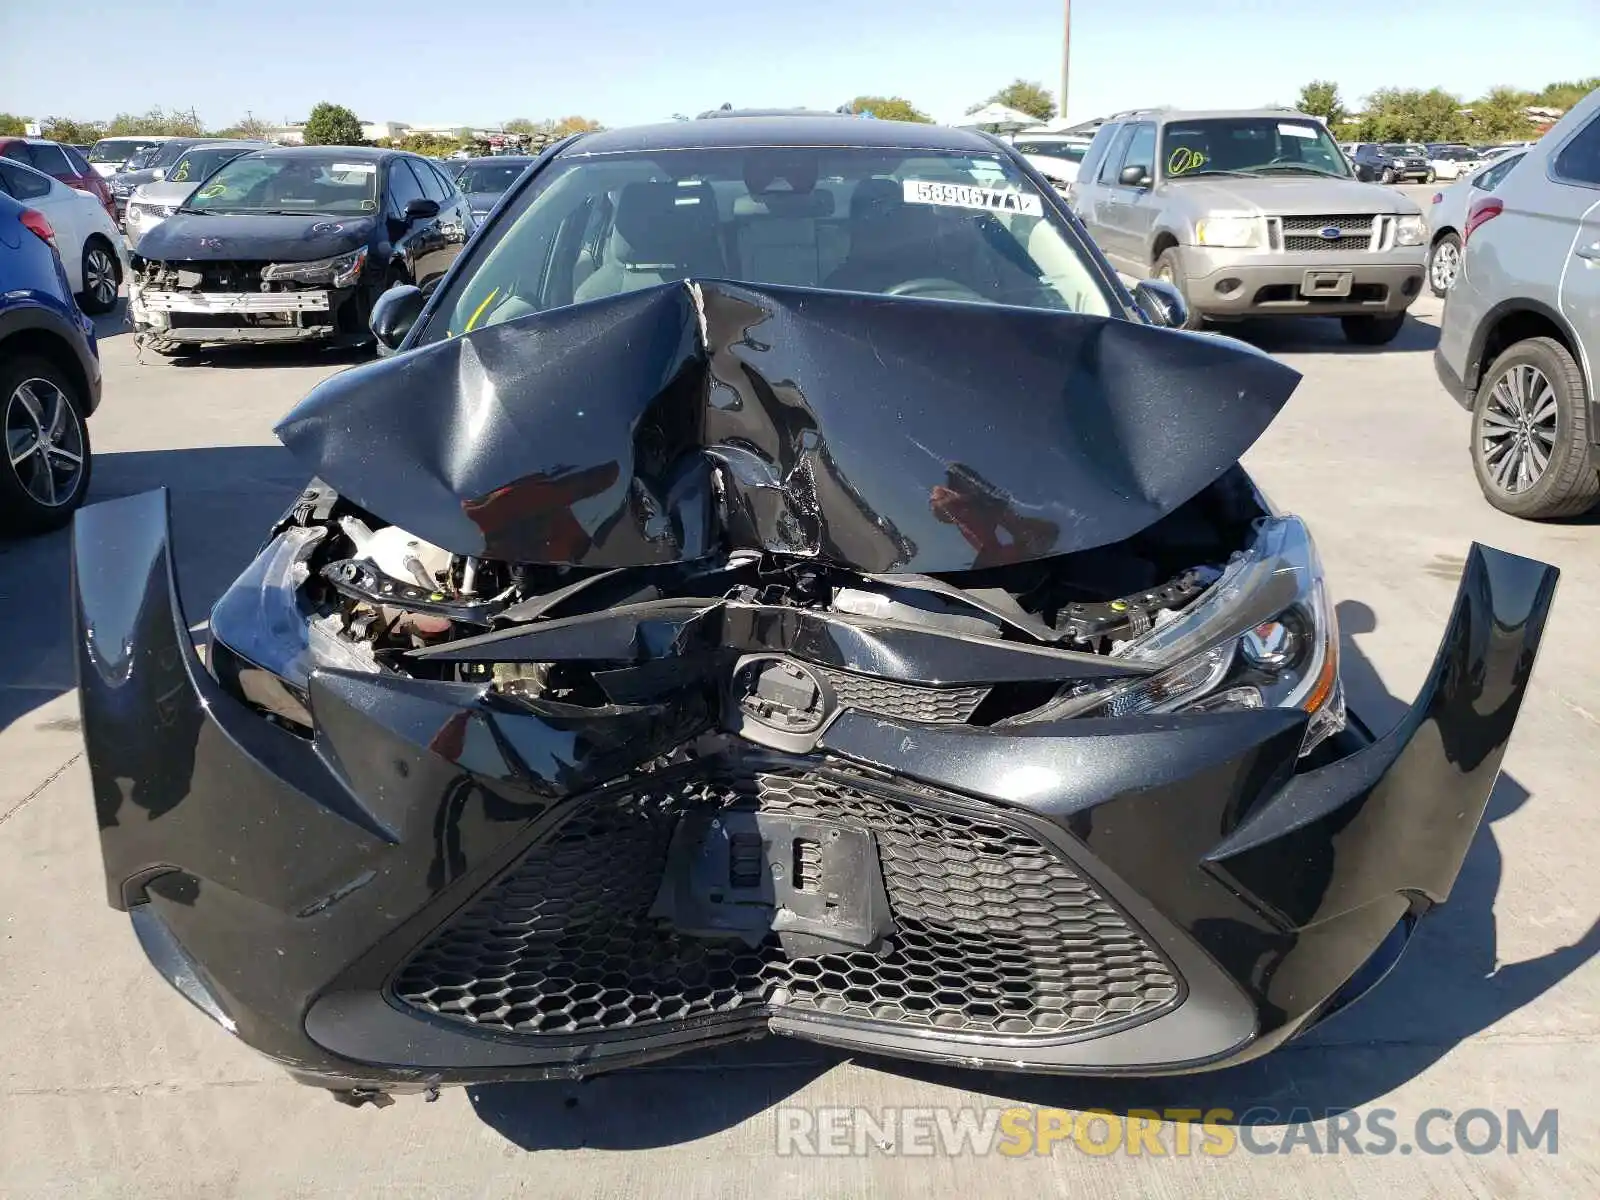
[952,103,1039,135]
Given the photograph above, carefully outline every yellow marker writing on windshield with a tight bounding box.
[1168,147,1208,175]
[463,287,500,333]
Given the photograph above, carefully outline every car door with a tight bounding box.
[1076,123,1134,266]
[1111,122,1160,272]
[1549,111,1600,390]
[417,158,470,283]
[384,158,433,285]
[1095,122,1156,274]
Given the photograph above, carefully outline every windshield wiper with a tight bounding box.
[1252,165,1344,177]
[1173,169,1261,179]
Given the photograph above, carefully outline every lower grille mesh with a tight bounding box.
[393,765,1180,1041]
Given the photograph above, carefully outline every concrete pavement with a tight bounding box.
[2,293,1597,1197]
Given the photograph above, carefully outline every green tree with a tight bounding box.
[1295,80,1347,126]
[302,102,365,146]
[503,117,537,135]
[1468,87,1538,140]
[843,95,932,123]
[39,116,105,144]
[547,115,604,137]
[1355,88,1468,142]
[970,79,1056,121]
[0,113,28,136]
[105,106,203,137]
[1532,78,1600,112]
[210,115,274,140]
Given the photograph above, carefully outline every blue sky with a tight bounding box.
[1,0,1595,129]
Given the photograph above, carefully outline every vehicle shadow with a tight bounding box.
[161,344,375,371]
[1224,311,1440,356]
[90,299,130,340]
[467,597,1596,1148]
[0,445,305,736]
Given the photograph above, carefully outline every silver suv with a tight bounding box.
[1071,108,1427,344]
[1435,87,1600,518]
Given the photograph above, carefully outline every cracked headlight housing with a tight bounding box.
[1043,516,1345,755]
[260,246,368,287]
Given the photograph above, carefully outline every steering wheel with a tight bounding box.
[885,277,985,303]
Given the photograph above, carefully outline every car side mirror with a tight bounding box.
[1132,278,1190,330]
[370,284,425,351]
[1119,164,1151,188]
[405,197,440,222]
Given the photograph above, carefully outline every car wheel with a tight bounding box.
[1379,167,1395,184]
[1471,337,1599,518]
[1340,313,1406,345]
[1425,169,1437,183]
[1427,232,1462,297]
[79,238,121,315]
[0,355,93,535]
[1152,248,1204,330]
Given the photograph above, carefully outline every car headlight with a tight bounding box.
[260,246,369,287]
[1395,215,1427,246]
[1036,516,1345,756]
[1195,216,1261,248]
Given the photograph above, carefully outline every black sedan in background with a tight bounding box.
[450,155,536,221]
[125,146,473,354]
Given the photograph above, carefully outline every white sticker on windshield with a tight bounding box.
[331,163,377,174]
[1277,124,1319,138]
[902,179,1043,216]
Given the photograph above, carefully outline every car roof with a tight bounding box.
[459,155,535,165]
[241,145,395,161]
[565,116,1004,156]
[1111,108,1326,125]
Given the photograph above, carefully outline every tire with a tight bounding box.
[0,354,93,536]
[1427,232,1462,298]
[1425,169,1437,184]
[1380,167,1396,185]
[1151,248,1204,330]
[1470,337,1600,518]
[78,238,120,315]
[1340,313,1406,345]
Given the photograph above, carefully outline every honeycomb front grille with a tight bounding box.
[1285,233,1372,252]
[393,764,1180,1042]
[1279,215,1376,234]
[812,665,988,723]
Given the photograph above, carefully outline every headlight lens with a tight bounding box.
[260,246,368,287]
[1039,516,1345,755]
[1195,216,1261,248]
[1395,215,1427,246]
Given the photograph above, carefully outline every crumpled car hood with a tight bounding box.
[274,281,1301,574]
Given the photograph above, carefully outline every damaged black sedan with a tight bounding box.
[73,116,1558,1103]
[127,146,472,354]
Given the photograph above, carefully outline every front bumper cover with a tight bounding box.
[73,489,1557,1090]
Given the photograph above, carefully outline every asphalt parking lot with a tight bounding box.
[4,200,1598,1193]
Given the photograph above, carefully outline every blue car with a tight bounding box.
[0,188,101,534]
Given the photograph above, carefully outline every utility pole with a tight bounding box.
[1060,0,1072,123]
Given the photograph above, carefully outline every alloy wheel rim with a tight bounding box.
[86,248,117,306]
[1430,241,1459,291]
[5,377,86,507]
[1480,363,1557,494]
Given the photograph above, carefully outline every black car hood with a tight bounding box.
[133,212,376,263]
[274,281,1301,574]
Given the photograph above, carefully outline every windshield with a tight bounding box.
[1384,144,1426,156]
[89,138,160,164]
[1160,117,1350,178]
[420,146,1111,343]
[166,147,250,185]
[183,154,380,214]
[456,160,532,194]
[1013,140,1088,162]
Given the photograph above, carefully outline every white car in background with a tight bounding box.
[1423,150,1526,296]
[1425,143,1483,181]
[124,141,266,245]
[0,157,127,313]
[1009,133,1093,194]
[86,135,173,178]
